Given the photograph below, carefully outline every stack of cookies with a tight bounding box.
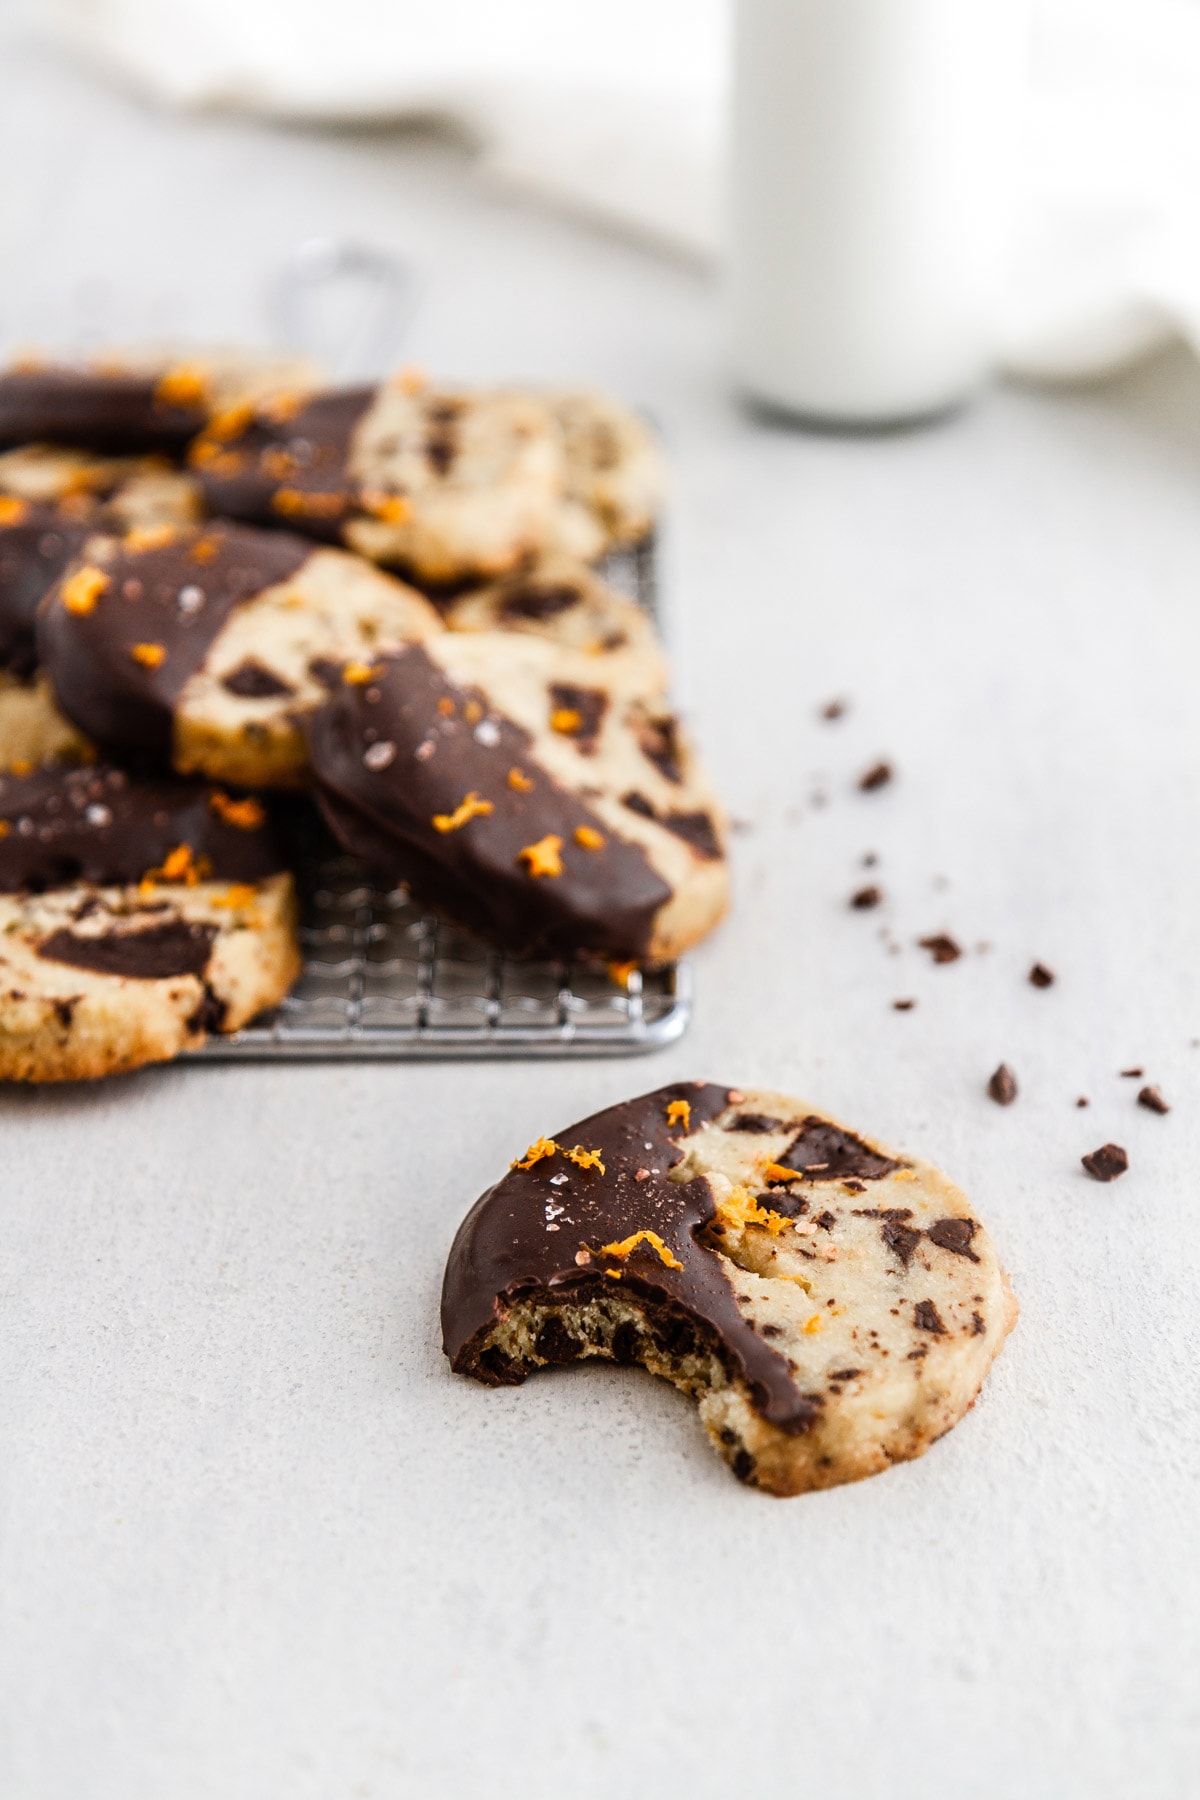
[0,351,729,1080]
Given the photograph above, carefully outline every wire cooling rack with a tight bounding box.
[197,537,693,1060]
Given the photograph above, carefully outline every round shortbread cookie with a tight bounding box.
[440,551,668,695]
[536,388,667,560]
[189,378,565,585]
[0,874,298,1081]
[443,1082,1018,1497]
[36,521,442,788]
[307,630,727,964]
[0,763,302,1081]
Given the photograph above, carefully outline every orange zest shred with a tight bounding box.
[204,402,255,444]
[573,825,605,850]
[260,448,298,482]
[892,1168,917,1182]
[508,767,534,793]
[437,697,455,717]
[0,495,29,527]
[258,389,306,425]
[565,1145,606,1174]
[803,1315,824,1335]
[598,1230,682,1271]
[342,661,380,686]
[511,1135,560,1171]
[764,1162,806,1184]
[154,363,209,409]
[395,364,427,395]
[666,1098,691,1130]
[604,1268,623,1280]
[209,791,265,830]
[8,759,31,777]
[139,843,209,891]
[130,641,167,668]
[212,883,258,910]
[124,522,177,553]
[550,707,582,735]
[517,834,563,879]
[607,960,638,989]
[713,1182,792,1238]
[363,490,411,525]
[60,565,109,615]
[271,487,348,520]
[463,700,483,725]
[189,535,220,564]
[0,820,11,838]
[432,791,493,834]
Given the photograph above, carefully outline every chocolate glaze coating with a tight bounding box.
[192,388,374,541]
[0,764,288,892]
[36,522,311,754]
[0,370,204,454]
[441,1081,823,1433]
[0,507,91,676]
[308,642,673,960]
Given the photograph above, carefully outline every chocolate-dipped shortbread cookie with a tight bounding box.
[0,349,320,455]
[443,1083,1017,1496]
[0,764,301,1081]
[37,521,441,787]
[307,631,727,963]
[441,550,668,695]
[537,388,667,561]
[189,376,564,585]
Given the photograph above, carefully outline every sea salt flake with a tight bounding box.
[363,740,396,771]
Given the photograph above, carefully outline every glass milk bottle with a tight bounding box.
[730,0,1026,426]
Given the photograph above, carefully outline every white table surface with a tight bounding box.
[1,13,1198,1799]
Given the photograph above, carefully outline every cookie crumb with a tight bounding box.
[918,933,961,965]
[1076,1096,1089,1108]
[892,998,916,1011]
[1137,1085,1169,1115]
[850,884,882,910]
[1120,1067,1143,1078]
[858,760,893,792]
[1082,1143,1128,1182]
[820,698,847,721]
[862,852,878,867]
[987,1064,1018,1106]
[1029,963,1055,988]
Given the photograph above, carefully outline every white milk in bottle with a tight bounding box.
[730,0,1026,426]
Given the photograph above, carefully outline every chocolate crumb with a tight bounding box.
[1137,1085,1169,1115]
[969,1311,985,1336]
[918,933,961,965]
[1029,963,1055,988]
[1081,1142,1128,1183]
[913,1300,946,1334]
[987,1063,1018,1106]
[858,761,893,792]
[1076,1097,1089,1108]
[1120,1067,1143,1078]
[814,1210,837,1231]
[820,698,847,721]
[892,998,916,1011]
[862,852,878,867]
[850,884,882,910]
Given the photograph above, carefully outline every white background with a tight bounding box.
[0,12,1198,1798]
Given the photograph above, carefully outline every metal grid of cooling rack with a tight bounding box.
[197,537,694,1060]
